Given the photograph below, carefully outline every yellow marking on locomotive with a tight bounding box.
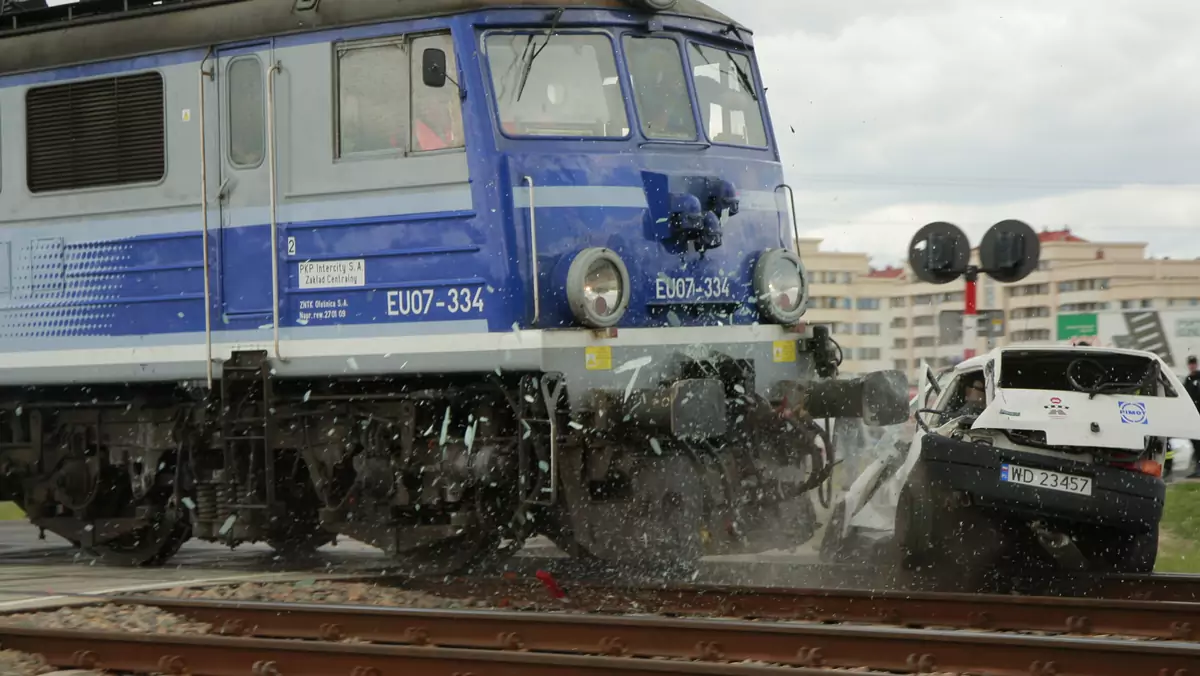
[772,340,796,363]
[585,346,612,371]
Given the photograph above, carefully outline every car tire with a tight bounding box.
[1081,527,1158,574]
[894,485,933,570]
[819,502,847,563]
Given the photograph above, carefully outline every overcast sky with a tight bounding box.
[705,0,1200,266]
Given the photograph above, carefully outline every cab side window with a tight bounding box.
[335,31,465,158]
[935,369,987,423]
[336,39,408,156]
[410,33,465,152]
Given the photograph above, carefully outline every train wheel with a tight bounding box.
[553,453,705,576]
[393,532,505,574]
[267,532,335,558]
[87,507,192,567]
[382,473,524,575]
[266,511,333,557]
[266,453,336,558]
[385,524,506,574]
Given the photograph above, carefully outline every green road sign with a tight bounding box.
[1057,313,1098,340]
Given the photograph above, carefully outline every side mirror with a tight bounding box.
[422,48,448,88]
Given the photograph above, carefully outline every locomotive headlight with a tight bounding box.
[754,249,808,325]
[567,248,630,328]
[628,0,679,10]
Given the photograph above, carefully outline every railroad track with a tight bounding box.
[379,576,1200,640]
[0,627,869,676]
[5,570,1200,638]
[1091,573,1200,602]
[1,593,1199,675]
[492,554,1200,601]
[0,571,1198,675]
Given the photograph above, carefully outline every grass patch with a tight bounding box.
[0,502,24,521]
[1157,482,1200,573]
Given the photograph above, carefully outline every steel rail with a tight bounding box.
[102,596,1200,676]
[397,578,1200,640]
[481,555,1200,601]
[1093,573,1200,602]
[0,625,874,676]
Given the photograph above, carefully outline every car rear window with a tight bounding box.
[998,350,1172,397]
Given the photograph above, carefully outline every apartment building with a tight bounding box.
[799,229,1200,380]
[795,238,893,376]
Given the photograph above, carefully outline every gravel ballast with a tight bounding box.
[0,604,211,635]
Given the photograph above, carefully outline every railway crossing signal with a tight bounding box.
[907,220,1041,360]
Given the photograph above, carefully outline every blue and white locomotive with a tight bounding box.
[0,0,907,569]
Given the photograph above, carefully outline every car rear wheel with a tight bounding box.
[819,502,848,563]
[1080,527,1158,574]
[894,485,935,570]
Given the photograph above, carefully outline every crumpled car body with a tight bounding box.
[822,345,1200,575]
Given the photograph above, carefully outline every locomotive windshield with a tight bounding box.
[689,43,767,146]
[624,36,697,141]
[486,32,629,137]
[486,29,769,147]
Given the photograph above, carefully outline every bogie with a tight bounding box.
[0,358,896,571]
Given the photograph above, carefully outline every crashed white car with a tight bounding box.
[821,345,1200,575]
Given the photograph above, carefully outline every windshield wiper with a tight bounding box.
[516,7,564,101]
[723,24,759,102]
[1089,380,1145,397]
[691,40,758,103]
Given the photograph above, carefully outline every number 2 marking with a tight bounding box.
[287,237,296,256]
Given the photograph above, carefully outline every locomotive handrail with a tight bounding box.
[776,182,800,253]
[524,175,540,326]
[267,59,283,360]
[198,49,215,389]
[540,373,564,506]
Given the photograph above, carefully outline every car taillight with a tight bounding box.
[1112,458,1162,478]
[1134,459,1163,477]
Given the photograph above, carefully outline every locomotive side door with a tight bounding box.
[203,44,277,324]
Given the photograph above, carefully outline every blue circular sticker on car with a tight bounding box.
[1118,401,1147,425]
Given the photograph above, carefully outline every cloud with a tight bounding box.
[703,0,1200,262]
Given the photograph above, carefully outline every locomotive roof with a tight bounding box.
[0,0,739,77]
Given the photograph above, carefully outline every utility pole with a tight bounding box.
[963,266,979,360]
